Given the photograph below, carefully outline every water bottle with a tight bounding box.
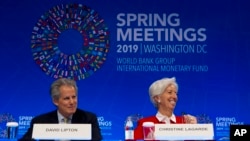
[124,114,143,140]
[125,116,134,140]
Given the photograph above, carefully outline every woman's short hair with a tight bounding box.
[149,77,178,107]
[50,78,78,100]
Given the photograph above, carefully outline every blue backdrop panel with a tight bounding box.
[0,0,249,140]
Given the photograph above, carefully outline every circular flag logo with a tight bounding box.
[31,3,110,81]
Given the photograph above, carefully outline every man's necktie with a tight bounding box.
[63,118,69,124]
[61,118,70,141]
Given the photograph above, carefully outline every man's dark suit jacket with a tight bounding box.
[19,108,102,141]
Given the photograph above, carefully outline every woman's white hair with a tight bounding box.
[149,77,178,107]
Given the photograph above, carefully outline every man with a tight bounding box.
[20,78,102,140]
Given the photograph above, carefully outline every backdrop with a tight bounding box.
[0,0,249,140]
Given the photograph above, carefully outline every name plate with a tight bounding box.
[32,124,91,140]
[154,123,214,140]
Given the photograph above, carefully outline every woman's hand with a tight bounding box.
[183,114,197,124]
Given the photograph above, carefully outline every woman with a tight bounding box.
[134,77,197,140]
